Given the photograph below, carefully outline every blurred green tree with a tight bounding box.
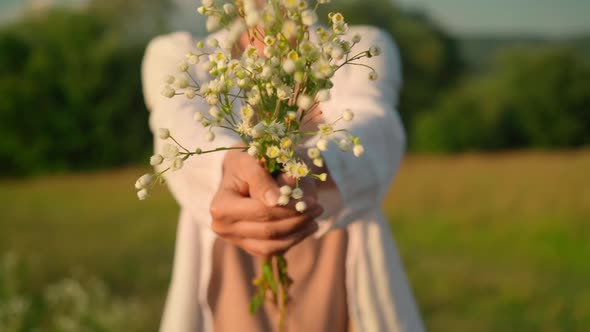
[412,47,590,152]
[0,10,151,175]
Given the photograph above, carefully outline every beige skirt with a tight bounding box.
[207,229,350,332]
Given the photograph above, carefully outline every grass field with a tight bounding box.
[1,150,589,331]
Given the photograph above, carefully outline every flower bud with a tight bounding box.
[297,94,313,110]
[194,112,204,122]
[137,188,149,200]
[291,187,304,200]
[161,85,175,98]
[295,201,307,212]
[369,45,382,57]
[353,144,365,157]
[185,89,196,99]
[158,128,171,140]
[280,185,293,196]
[178,61,189,72]
[150,154,164,166]
[307,147,321,159]
[338,139,352,152]
[172,158,184,170]
[316,138,329,151]
[205,131,215,142]
[343,109,354,121]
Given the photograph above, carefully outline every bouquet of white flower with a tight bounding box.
[134,0,381,329]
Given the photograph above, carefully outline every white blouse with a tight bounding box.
[142,25,425,332]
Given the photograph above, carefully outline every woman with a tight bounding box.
[142,22,424,332]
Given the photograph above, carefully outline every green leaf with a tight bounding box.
[262,261,278,293]
[249,293,264,315]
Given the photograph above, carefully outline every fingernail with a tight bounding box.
[264,189,279,206]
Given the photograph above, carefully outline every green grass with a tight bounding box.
[1,150,589,331]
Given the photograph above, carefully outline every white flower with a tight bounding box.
[352,34,361,43]
[157,128,170,140]
[205,131,215,142]
[343,109,354,121]
[338,138,351,151]
[185,89,196,99]
[330,12,345,25]
[369,45,382,57]
[291,187,304,199]
[267,121,286,140]
[295,201,307,212]
[369,71,378,81]
[311,58,334,79]
[137,188,149,200]
[266,145,281,159]
[318,123,334,136]
[150,154,163,166]
[278,195,290,206]
[353,144,365,157]
[240,105,254,119]
[193,112,204,122]
[297,95,314,110]
[286,162,309,179]
[307,147,321,159]
[161,85,175,98]
[317,173,327,181]
[280,137,293,149]
[316,138,329,151]
[313,157,324,167]
[280,186,293,196]
[316,89,330,102]
[178,61,189,72]
[287,111,297,121]
[162,143,180,160]
[247,145,258,156]
[301,10,318,26]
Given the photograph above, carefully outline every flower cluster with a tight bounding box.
[135,0,380,208]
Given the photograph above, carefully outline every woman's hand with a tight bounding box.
[210,149,322,258]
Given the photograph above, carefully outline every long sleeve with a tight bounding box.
[318,27,405,220]
[142,32,242,226]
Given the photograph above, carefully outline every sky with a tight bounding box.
[396,0,590,37]
[1,0,590,37]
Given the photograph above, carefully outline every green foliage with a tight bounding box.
[0,10,151,176]
[0,254,146,332]
[412,47,590,152]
